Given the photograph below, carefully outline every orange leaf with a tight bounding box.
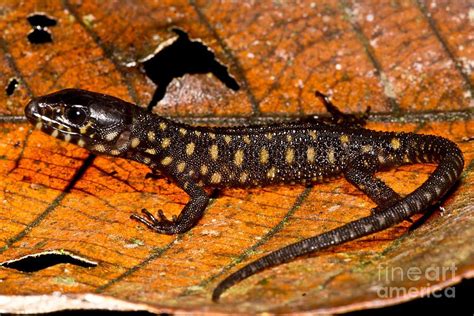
[0,0,472,314]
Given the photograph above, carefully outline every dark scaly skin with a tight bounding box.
[24,89,464,301]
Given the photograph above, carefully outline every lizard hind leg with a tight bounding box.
[344,154,415,223]
[344,154,401,208]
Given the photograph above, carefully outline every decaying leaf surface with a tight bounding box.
[0,0,473,314]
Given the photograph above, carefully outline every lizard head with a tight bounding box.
[25,88,139,156]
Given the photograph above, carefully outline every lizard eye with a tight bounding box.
[65,106,88,126]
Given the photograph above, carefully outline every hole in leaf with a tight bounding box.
[26,13,57,44]
[140,28,240,111]
[27,13,57,27]
[27,27,53,44]
[5,78,19,96]
[0,250,97,272]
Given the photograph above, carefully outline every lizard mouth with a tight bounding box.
[25,98,82,142]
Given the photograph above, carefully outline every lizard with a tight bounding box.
[24,88,464,301]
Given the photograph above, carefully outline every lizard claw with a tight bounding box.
[140,208,158,222]
[157,209,170,222]
[130,208,178,234]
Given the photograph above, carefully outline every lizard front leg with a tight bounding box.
[131,176,209,235]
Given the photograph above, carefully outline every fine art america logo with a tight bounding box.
[376,263,457,298]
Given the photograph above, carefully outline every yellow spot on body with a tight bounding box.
[179,128,187,135]
[224,135,232,144]
[110,149,120,156]
[177,162,186,172]
[147,131,155,141]
[361,145,372,153]
[307,146,315,163]
[285,148,295,164]
[183,182,189,190]
[404,154,410,163]
[309,130,317,139]
[51,130,59,138]
[211,172,222,183]
[243,136,251,144]
[161,138,171,148]
[209,144,219,160]
[79,126,88,134]
[64,134,71,142]
[208,133,216,139]
[145,148,156,155]
[188,170,195,176]
[194,131,201,136]
[77,139,85,147]
[93,144,106,152]
[391,138,401,149]
[286,135,292,142]
[234,149,244,166]
[200,165,208,175]
[239,172,248,183]
[328,148,335,164]
[378,155,386,164]
[265,133,273,140]
[266,167,277,178]
[159,122,167,130]
[131,138,140,148]
[260,147,269,164]
[105,131,118,141]
[161,156,173,166]
[424,192,432,201]
[186,142,195,156]
[340,134,349,145]
[143,157,151,164]
[35,122,42,130]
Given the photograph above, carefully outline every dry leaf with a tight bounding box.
[0,0,472,314]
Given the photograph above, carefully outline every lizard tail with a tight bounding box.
[212,135,463,302]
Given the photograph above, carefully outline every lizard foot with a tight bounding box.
[130,208,180,234]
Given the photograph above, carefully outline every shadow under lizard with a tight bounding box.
[24,89,464,301]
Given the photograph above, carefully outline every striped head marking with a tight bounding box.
[25,88,137,156]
